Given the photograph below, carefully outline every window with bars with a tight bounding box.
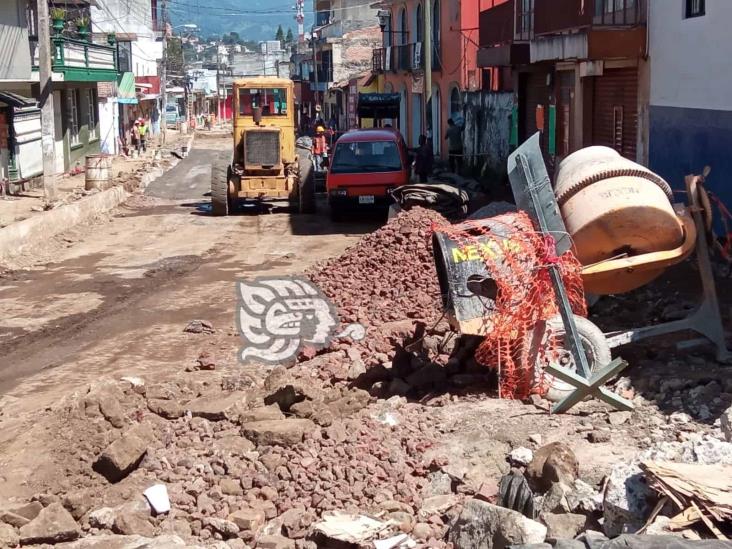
[516,0,533,41]
[87,89,97,140]
[685,0,705,18]
[68,90,80,147]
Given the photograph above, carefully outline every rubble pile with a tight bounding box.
[308,206,446,330]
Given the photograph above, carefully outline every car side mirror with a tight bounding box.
[252,106,262,126]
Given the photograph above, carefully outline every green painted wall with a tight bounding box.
[59,84,100,172]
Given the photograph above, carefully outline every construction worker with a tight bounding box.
[137,118,148,153]
[312,125,328,172]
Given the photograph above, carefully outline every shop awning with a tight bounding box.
[117,72,138,105]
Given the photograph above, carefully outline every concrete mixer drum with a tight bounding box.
[555,147,691,295]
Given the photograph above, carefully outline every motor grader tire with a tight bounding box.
[297,154,316,214]
[534,314,611,403]
[211,158,231,216]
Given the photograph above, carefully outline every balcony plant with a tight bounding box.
[75,16,90,41]
[50,8,66,34]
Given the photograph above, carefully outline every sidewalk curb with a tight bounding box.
[0,132,197,265]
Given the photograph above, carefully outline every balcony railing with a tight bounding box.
[534,0,645,36]
[480,0,515,46]
[309,67,333,83]
[374,43,438,73]
[32,36,117,81]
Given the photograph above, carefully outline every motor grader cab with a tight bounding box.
[211,77,314,215]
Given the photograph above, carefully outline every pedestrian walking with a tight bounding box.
[151,106,160,136]
[445,118,464,174]
[130,121,140,155]
[312,125,328,172]
[414,134,433,183]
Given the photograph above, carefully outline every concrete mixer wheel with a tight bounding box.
[535,314,611,403]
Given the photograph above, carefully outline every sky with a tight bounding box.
[168,0,313,42]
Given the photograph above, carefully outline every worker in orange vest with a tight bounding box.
[312,125,329,172]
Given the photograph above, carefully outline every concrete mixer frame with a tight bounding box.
[508,134,730,413]
[602,174,731,363]
[508,134,633,414]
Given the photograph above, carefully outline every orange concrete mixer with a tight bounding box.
[554,147,697,295]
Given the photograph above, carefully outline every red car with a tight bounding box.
[326,128,410,220]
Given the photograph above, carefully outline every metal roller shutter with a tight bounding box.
[592,67,638,160]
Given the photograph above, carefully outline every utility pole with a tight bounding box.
[38,0,57,201]
[424,0,432,146]
[311,26,319,109]
[161,0,168,143]
[216,41,221,124]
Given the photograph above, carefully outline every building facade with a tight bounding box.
[647,0,732,206]
[478,0,648,171]
[91,0,163,155]
[373,0,486,154]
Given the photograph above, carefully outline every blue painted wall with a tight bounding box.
[649,105,732,211]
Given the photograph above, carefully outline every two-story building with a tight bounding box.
[372,0,485,155]
[24,1,118,177]
[478,0,647,168]
[297,0,381,130]
[648,0,732,209]
[91,0,163,155]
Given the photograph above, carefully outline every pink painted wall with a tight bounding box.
[382,0,484,157]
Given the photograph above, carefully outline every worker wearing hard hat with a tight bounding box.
[312,125,329,173]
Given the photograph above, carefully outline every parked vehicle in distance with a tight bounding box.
[165,104,180,126]
[326,128,410,221]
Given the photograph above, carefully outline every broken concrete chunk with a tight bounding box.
[2,501,42,524]
[228,507,265,532]
[0,523,19,548]
[204,517,239,538]
[526,442,579,493]
[184,319,215,334]
[213,435,255,456]
[447,499,547,549]
[112,510,155,537]
[241,419,316,447]
[603,461,654,537]
[238,405,286,424]
[93,422,154,482]
[542,512,587,540]
[58,534,189,547]
[508,447,534,467]
[721,405,732,442]
[88,507,116,530]
[99,396,126,428]
[18,502,80,545]
[257,534,296,549]
[186,391,248,421]
[147,398,184,419]
[0,510,29,528]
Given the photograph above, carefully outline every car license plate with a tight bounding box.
[359,195,375,205]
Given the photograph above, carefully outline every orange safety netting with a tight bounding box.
[433,210,587,400]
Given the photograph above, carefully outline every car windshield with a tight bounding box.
[330,140,402,174]
[238,88,288,116]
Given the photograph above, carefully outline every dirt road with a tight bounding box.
[0,135,378,418]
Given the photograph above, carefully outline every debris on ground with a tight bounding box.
[183,319,215,334]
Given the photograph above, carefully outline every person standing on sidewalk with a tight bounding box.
[130,121,140,155]
[445,118,464,174]
[138,118,148,153]
[414,134,433,183]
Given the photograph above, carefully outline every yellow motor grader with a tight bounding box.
[211,77,315,215]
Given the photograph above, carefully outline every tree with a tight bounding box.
[275,25,284,43]
[285,28,294,43]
